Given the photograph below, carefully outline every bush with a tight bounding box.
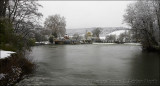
[49,36,54,43]
[29,38,36,46]
[0,19,16,51]
[0,53,36,85]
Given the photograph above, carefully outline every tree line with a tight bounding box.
[0,0,42,52]
[0,0,43,85]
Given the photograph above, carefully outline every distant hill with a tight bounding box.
[66,27,129,37]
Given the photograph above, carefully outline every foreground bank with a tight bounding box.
[0,51,35,86]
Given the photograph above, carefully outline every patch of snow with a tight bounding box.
[107,30,126,36]
[0,50,15,59]
[93,43,116,45]
[124,43,141,46]
[99,37,106,40]
[0,73,7,80]
[35,41,50,44]
[44,41,50,44]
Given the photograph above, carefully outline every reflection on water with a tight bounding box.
[18,44,159,85]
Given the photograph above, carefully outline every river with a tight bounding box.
[17,44,160,85]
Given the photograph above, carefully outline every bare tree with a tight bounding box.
[44,14,66,38]
[0,0,9,17]
[105,35,116,43]
[1,0,43,29]
[118,33,126,43]
[0,0,43,51]
[152,0,160,45]
[124,0,160,51]
[92,27,101,38]
[72,33,82,41]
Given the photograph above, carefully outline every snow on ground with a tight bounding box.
[124,43,141,46]
[0,50,15,59]
[35,41,50,44]
[107,30,126,36]
[99,37,106,40]
[93,43,141,45]
[93,43,116,45]
[0,73,6,80]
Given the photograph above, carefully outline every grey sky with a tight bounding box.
[38,1,133,29]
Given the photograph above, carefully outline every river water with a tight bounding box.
[18,44,159,85]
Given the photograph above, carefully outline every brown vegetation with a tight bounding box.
[0,53,36,86]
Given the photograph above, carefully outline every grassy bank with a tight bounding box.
[0,53,36,85]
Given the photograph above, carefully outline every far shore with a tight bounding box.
[35,41,141,46]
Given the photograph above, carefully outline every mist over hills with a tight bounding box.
[66,27,129,37]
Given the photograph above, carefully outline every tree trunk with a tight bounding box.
[0,0,9,18]
[158,2,160,46]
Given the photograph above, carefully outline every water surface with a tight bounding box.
[18,44,160,85]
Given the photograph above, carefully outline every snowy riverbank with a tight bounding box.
[0,50,35,85]
[93,43,116,45]
[92,43,141,46]
[0,50,15,59]
[124,43,141,46]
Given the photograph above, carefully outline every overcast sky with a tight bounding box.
[38,1,133,29]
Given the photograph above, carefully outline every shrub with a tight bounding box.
[0,53,36,85]
[28,38,36,46]
[0,19,16,51]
